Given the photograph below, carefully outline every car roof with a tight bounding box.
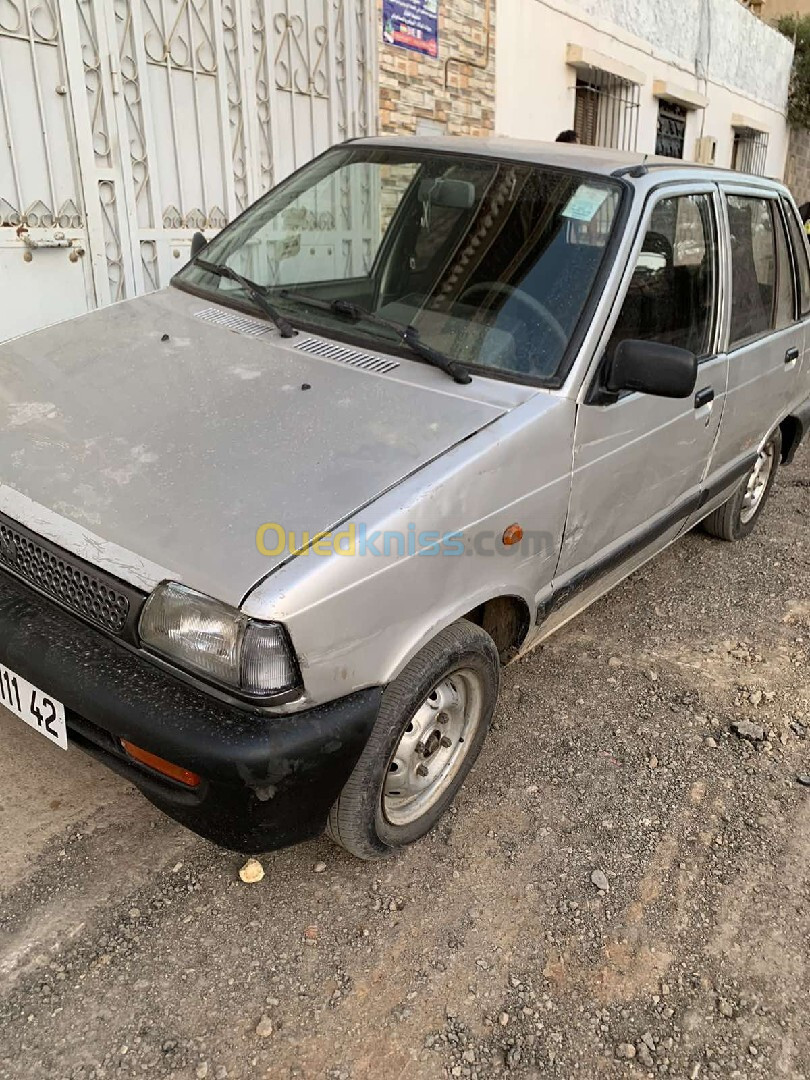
[350,135,789,193]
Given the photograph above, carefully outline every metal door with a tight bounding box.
[97,0,376,300]
[0,0,376,342]
[0,1,96,339]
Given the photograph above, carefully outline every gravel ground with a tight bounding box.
[1,445,808,1080]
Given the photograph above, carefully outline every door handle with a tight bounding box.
[785,347,800,366]
[694,387,715,409]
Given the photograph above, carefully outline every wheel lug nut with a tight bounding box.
[416,764,429,777]
[440,736,452,748]
[437,712,448,724]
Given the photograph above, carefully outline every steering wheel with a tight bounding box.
[459,281,569,357]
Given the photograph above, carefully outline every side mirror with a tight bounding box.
[605,339,698,399]
[190,231,207,258]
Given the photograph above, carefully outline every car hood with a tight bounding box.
[0,288,524,606]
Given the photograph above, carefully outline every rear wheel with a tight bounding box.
[701,428,781,541]
[326,619,499,860]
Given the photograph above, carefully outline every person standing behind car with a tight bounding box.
[556,130,579,143]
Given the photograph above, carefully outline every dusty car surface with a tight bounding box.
[1,137,809,859]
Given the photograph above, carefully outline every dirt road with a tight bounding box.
[1,447,809,1080]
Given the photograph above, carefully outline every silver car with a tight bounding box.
[2,138,808,859]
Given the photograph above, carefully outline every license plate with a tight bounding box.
[0,662,67,749]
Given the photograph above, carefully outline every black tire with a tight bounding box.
[326,619,500,860]
[701,428,782,542]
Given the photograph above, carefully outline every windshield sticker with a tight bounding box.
[562,185,610,222]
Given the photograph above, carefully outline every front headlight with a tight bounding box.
[139,582,298,696]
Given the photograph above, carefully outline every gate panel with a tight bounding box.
[1,0,376,341]
[63,0,136,305]
[0,0,95,339]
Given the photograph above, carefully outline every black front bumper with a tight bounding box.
[0,568,381,852]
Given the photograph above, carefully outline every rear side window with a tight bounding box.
[607,193,718,360]
[783,199,810,316]
[727,195,777,347]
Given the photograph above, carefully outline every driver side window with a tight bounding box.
[607,193,718,362]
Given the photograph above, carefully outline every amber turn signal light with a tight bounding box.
[121,740,201,788]
[502,523,523,546]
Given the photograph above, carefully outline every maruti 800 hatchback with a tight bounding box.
[1,138,808,859]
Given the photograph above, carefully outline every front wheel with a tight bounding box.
[326,619,500,860]
[701,428,782,541]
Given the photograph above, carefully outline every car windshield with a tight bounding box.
[174,146,622,383]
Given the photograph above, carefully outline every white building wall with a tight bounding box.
[496,0,794,176]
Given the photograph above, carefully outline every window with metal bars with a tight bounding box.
[655,100,687,159]
[573,68,640,151]
[731,128,769,176]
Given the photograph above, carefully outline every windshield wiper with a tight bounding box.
[279,290,471,385]
[194,258,297,339]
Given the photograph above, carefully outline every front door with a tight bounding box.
[552,186,727,595]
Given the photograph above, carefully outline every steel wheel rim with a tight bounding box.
[382,668,485,827]
[740,443,774,525]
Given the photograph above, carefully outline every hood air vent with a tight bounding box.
[196,307,273,337]
[293,336,400,374]
[196,307,400,374]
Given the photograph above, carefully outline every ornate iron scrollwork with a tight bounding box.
[142,0,217,73]
[274,12,328,97]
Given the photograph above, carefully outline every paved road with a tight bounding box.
[2,446,809,1080]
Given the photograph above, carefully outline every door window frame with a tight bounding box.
[581,181,724,405]
[773,197,799,327]
[780,196,810,320]
[718,183,799,354]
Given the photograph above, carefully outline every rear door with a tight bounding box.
[553,185,727,586]
[708,186,805,482]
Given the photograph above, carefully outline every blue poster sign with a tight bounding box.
[382,0,439,58]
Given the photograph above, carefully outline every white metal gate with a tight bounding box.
[0,0,376,341]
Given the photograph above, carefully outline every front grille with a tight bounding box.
[0,519,132,635]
